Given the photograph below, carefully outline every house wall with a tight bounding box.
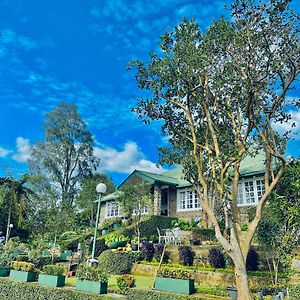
[99,202,107,226]
[168,186,203,220]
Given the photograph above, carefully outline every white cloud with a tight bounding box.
[273,110,300,140]
[12,137,32,163]
[94,141,165,174]
[0,147,11,158]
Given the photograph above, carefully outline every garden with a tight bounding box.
[0,212,299,300]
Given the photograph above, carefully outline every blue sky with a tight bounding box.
[0,0,299,184]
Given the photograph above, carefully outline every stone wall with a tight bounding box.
[132,263,287,288]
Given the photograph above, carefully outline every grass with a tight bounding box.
[65,275,154,291]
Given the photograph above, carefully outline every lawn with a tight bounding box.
[66,275,154,291]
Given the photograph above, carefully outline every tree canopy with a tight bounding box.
[29,103,99,206]
[129,1,299,298]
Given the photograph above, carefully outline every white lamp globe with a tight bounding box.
[96,183,107,194]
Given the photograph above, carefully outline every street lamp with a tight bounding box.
[91,183,107,260]
[5,224,13,244]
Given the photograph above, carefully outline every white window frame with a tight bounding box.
[106,201,120,218]
[237,177,265,207]
[177,188,201,212]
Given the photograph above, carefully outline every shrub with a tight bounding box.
[153,244,169,263]
[157,267,193,280]
[246,247,259,271]
[15,255,29,262]
[178,246,194,266]
[29,255,53,269]
[149,235,159,244]
[102,233,127,244]
[172,219,196,230]
[91,239,108,257]
[11,261,35,272]
[128,289,205,300]
[0,278,111,299]
[77,265,109,283]
[289,285,300,300]
[122,216,177,239]
[191,228,216,241]
[98,250,135,274]
[42,264,65,276]
[208,248,225,269]
[140,241,155,262]
[117,274,135,295]
[60,236,82,251]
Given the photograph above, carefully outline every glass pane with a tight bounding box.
[245,181,255,204]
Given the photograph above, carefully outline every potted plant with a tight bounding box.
[104,234,127,249]
[0,251,11,277]
[155,267,195,295]
[76,265,109,294]
[10,261,37,282]
[38,264,65,287]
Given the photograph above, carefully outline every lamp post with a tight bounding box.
[91,183,107,260]
[5,224,13,244]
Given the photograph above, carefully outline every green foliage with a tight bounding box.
[122,216,177,239]
[149,235,159,243]
[42,264,65,276]
[172,219,196,231]
[75,174,115,226]
[0,278,113,300]
[128,289,206,300]
[98,250,136,275]
[29,103,99,207]
[157,267,193,280]
[102,233,127,244]
[140,241,154,262]
[29,254,53,269]
[190,228,216,242]
[11,261,35,272]
[178,246,194,266]
[76,265,109,283]
[195,285,227,297]
[116,274,135,295]
[246,247,259,271]
[289,285,300,300]
[208,248,225,269]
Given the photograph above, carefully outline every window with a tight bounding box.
[133,207,149,216]
[177,189,200,211]
[179,191,186,210]
[236,178,264,206]
[106,201,120,218]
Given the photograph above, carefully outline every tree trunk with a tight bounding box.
[5,205,11,244]
[234,261,253,300]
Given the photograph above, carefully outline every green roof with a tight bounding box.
[101,153,266,202]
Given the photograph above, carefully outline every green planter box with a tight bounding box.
[38,274,65,287]
[0,267,10,277]
[64,250,72,256]
[58,253,68,261]
[113,223,121,230]
[9,270,37,282]
[155,277,195,295]
[107,241,127,249]
[101,229,109,235]
[76,279,108,294]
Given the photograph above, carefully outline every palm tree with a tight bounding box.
[0,175,34,243]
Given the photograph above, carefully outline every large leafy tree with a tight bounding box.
[29,103,99,206]
[0,175,35,242]
[75,173,115,226]
[129,1,299,298]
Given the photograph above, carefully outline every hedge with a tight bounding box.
[127,289,206,300]
[0,278,115,300]
[98,250,139,274]
[289,285,300,300]
[122,216,177,239]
